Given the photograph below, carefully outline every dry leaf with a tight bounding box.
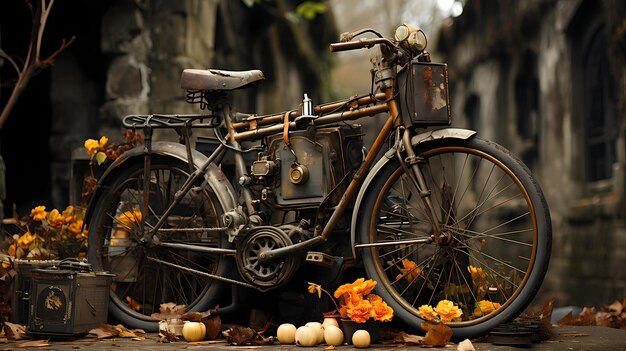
[224,325,274,345]
[151,302,186,320]
[604,300,623,315]
[89,324,119,339]
[421,321,452,347]
[400,332,424,346]
[559,312,580,327]
[324,345,336,350]
[560,332,590,337]
[15,339,50,348]
[202,314,222,340]
[3,322,27,340]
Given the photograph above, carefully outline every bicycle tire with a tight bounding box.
[87,155,231,331]
[358,137,551,339]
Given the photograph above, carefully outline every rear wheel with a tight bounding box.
[359,137,551,338]
[87,156,230,331]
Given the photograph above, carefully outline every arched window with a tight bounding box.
[583,28,616,182]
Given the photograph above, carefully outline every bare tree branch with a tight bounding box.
[0,0,71,129]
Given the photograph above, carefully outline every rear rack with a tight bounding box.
[122,114,218,129]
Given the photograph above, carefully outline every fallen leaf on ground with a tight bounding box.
[223,325,274,345]
[89,324,145,339]
[3,322,27,340]
[15,339,50,348]
[421,321,452,347]
[202,314,222,339]
[400,332,424,346]
[151,302,186,320]
[560,332,590,337]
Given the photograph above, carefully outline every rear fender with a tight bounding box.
[84,141,237,226]
[350,128,476,259]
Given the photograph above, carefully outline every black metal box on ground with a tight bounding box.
[12,260,61,325]
[28,269,114,337]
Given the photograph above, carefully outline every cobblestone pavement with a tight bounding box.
[0,326,624,351]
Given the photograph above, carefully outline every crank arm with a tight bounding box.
[257,235,326,263]
[354,237,433,249]
[147,256,259,290]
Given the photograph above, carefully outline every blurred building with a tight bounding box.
[436,0,626,306]
[0,0,335,213]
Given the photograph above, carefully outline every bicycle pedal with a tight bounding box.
[306,251,335,267]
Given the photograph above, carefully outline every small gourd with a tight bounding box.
[305,322,325,344]
[295,326,318,347]
[352,329,371,348]
[322,317,339,329]
[182,321,206,342]
[323,325,344,346]
[276,323,297,344]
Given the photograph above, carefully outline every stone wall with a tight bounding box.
[437,0,626,306]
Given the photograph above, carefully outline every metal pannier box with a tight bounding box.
[397,62,451,127]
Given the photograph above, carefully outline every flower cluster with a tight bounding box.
[333,278,394,323]
[5,205,87,260]
[308,279,394,324]
[84,131,142,165]
[418,300,463,324]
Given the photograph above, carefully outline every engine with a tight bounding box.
[251,125,364,210]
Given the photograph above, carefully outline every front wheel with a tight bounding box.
[87,155,231,331]
[358,137,551,339]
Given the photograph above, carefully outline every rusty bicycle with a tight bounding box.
[85,24,552,338]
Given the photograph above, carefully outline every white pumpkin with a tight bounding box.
[304,322,325,344]
[295,326,318,347]
[323,325,344,346]
[276,323,297,344]
[182,321,206,342]
[352,329,371,348]
[322,317,339,329]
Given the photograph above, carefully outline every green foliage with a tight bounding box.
[295,1,327,20]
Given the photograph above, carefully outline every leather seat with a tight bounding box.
[180,69,265,91]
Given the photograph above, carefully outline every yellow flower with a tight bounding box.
[99,136,108,148]
[8,244,16,257]
[473,300,501,317]
[418,304,438,321]
[468,265,486,280]
[17,232,35,249]
[68,219,84,235]
[62,206,75,224]
[30,206,47,221]
[48,209,64,230]
[116,208,142,229]
[84,138,100,155]
[434,300,463,323]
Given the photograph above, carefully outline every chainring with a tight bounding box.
[235,226,300,290]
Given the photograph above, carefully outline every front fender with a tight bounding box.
[85,142,237,226]
[350,128,476,259]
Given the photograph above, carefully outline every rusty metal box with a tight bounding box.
[28,269,114,337]
[397,62,451,127]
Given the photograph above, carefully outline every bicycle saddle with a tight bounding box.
[180,69,265,91]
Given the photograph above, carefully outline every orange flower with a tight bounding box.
[368,294,394,322]
[473,300,501,317]
[334,278,376,299]
[397,258,421,282]
[30,206,47,221]
[434,300,463,323]
[418,304,438,321]
[346,298,372,323]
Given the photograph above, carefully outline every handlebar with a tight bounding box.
[328,38,395,53]
[328,38,395,52]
